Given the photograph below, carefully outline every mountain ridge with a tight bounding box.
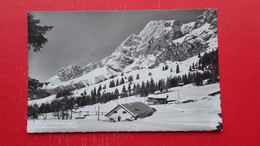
[45,9,217,90]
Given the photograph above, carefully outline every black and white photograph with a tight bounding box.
[28,9,222,133]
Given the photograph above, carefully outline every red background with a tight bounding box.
[0,0,260,145]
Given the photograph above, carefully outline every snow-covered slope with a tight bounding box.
[28,83,221,132]
[31,52,211,105]
[45,66,118,89]
[44,9,218,91]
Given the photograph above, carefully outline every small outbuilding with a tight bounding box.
[105,102,156,122]
[147,94,168,105]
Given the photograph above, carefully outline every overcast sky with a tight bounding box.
[28,9,206,81]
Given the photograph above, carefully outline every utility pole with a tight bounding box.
[117,95,120,105]
[98,105,100,121]
[178,90,180,100]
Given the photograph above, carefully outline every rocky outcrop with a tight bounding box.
[194,9,217,29]
[98,20,184,71]
[83,62,103,74]
[58,65,84,81]
[181,22,195,35]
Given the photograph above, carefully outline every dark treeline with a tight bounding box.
[28,77,50,100]
[28,49,219,120]
[199,49,219,83]
[28,70,212,120]
[56,90,73,98]
[28,96,75,120]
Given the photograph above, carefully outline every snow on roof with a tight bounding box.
[120,102,151,117]
[105,102,151,117]
[147,94,168,99]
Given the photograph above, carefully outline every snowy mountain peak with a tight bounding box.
[45,9,218,90]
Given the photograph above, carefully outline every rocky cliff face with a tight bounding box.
[46,9,218,88]
[194,9,217,29]
[98,19,185,71]
[99,9,217,71]
[57,65,84,82]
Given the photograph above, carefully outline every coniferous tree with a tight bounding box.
[136,74,140,80]
[162,79,166,91]
[128,76,133,82]
[165,65,168,70]
[188,73,193,83]
[195,72,203,86]
[158,80,163,92]
[91,94,96,105]
[100,94,105,103]
[91,88,96,104]
[192,63,195,69]
[141,81,146,96]
[81,96,87,106]
[114,89,119,99]
[182,74,189,84]
[97,85,102,102]
[39,103,45,113]
[136,83,141,96]
[167,78,172,88]
[148,72,152,76]
[66,98,75,119]
[109,81,112,88]
[132,84,136,95]
[28,13,53,52]
[128,83,131,96]
[121,85,127,97]
[150,78,156,93]
[98,85,102,92]
[157,80,160,91]
[90,90,94,99]
[116,79,119,86]
[93,87,96,97]
[209,65,218,83]
[198,63,202,70]
[146,80,150,94]
[120,77,125,85]
[176,64,180,73]
[44,103,51,113]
